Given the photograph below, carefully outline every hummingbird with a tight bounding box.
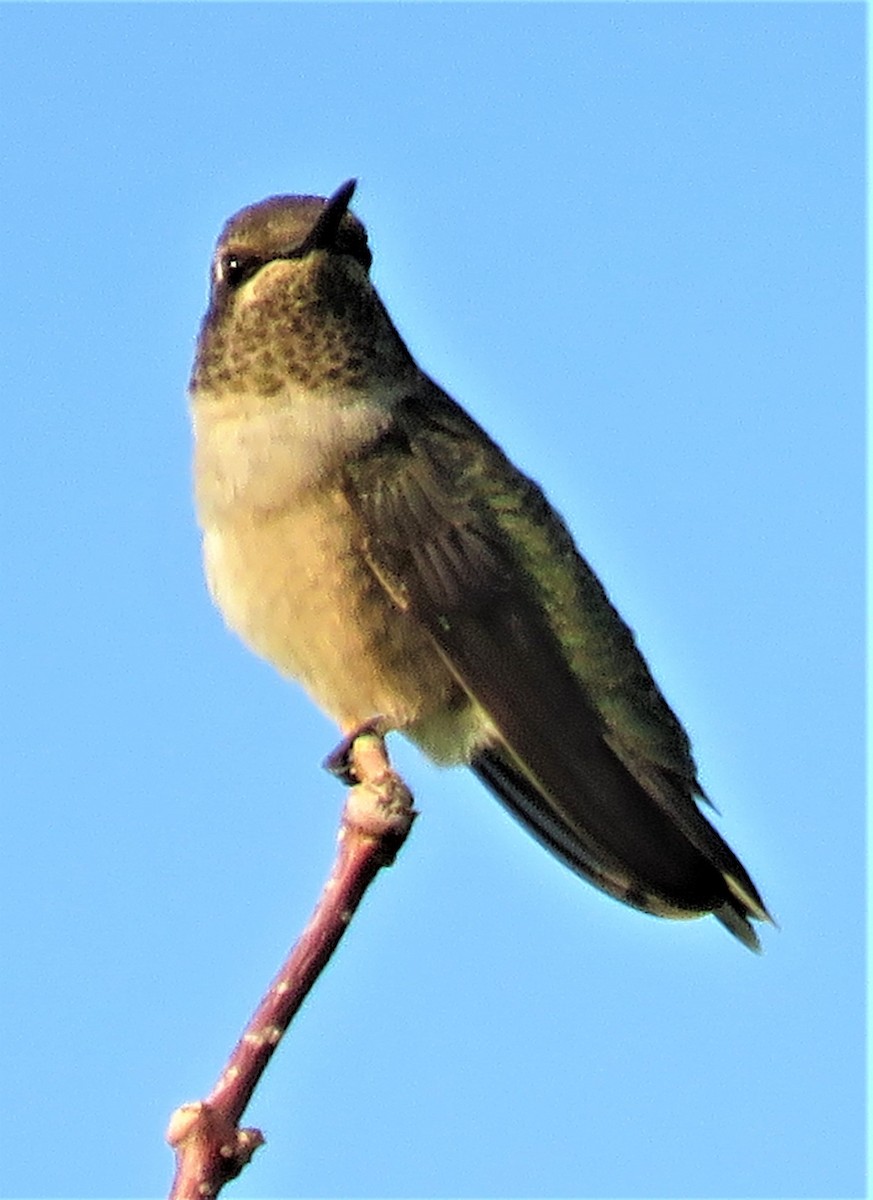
[189,179,771,950]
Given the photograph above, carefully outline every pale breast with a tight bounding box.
[201,485,469,744]
[192,394,489,761]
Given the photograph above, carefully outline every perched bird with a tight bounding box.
[189,179,770,949]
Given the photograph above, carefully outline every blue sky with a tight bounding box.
[0,5,865,1198]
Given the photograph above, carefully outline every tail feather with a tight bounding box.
[715,901,762,952]
[472,745,770,950]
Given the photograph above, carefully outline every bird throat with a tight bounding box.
[192,254,416,400]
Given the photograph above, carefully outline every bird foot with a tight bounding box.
[323,717,391,785]
[326,721,415,859]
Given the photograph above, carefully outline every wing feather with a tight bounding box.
[344,385,769,944]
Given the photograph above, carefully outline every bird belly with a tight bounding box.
[201,487,484,762]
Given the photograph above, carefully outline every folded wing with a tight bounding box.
[345,385,770,949]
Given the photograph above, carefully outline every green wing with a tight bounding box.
[345,382,769,948]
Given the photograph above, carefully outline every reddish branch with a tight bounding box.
[166,733,416,1198]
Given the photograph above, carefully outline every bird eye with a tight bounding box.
[217,252,261,289]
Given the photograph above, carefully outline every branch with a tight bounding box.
[166,732,416,1198]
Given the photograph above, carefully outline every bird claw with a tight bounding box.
[322,717,391,785]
